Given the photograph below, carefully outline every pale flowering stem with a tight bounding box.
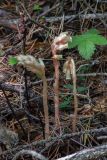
[71,58,78,132]
[42,71,50,139]
[52,46,60,128]
[51,32,71,129]
[16,55,50,139]
[54,59,60,127]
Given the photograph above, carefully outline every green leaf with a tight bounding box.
[68,29,107,60]
[77,65,90,74]
[78,40,96,60]
[64,84,87,93]
[60,100,70,109]
[33,4,42,12]
[82,33,107,45]
[64,84,73,89]
[85,29,100,35]
[8,57,18,65]
[77,87,87,93]
[68,35,81,48]
[90,34,107,45]
[60,96,71,109]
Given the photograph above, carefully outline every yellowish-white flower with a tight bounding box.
[17,55,44,77]
[52,32,72,51]
[63,57,75,80]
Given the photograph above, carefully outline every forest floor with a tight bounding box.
[0,0,107,160]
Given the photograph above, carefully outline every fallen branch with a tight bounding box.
[94,0,107,2]
[1,127,107,158]
[12,149,48,160]
[77,72,107,76]
[57,144,107,160]
[1,12,107,31]
[1,72,107,93]
[45,13,107,22]
[0,82,24,93]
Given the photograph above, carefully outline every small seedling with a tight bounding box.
[33,4,42,12]
[8,57,18,65]
[60,96,72,110]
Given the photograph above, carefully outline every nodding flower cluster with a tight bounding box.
[52,32,72,51]
[17,55,45,77]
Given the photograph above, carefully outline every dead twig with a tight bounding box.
[1,72,107,93]
[57,144,107,160]
[45,13,107,22]
[37,3,60,21]
[12,149,48,160]
[0,84,27,137]
[1,127,107,158]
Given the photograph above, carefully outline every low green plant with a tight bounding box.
[33,4,42,12]
[60,96,72,110]
[64,84,88,93]
[60,84,87,110]
[8,57,18,65]
[68,29,107,60]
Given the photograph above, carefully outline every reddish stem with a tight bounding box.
[52,46,60,128]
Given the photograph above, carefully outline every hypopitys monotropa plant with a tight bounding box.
[63,56,78,132]
[51,32,71,129]
[12,55,50,139]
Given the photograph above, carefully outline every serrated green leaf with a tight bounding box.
[85,29,100,35]
[78,40,96,60]
[81,33,107,45]
[8,57,18,65]
[68,35,81,48]
[89,34,107,45]
[68,29,107,60]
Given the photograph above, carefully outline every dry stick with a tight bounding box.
[57,144,107,160]
[1,72,107,93]
[84,0,107,28]
[24,71,45,138]
[0,84,27,137]
[1,13,107,31]
[37,3,60,20]
[45,13,107,23]
[12,149,48,160]
[94,0,107,2]
[1,126,107,158]
[21,2,49,32]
